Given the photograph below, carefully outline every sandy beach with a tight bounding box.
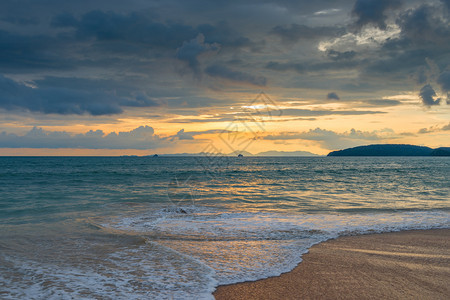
[214,229,450,300]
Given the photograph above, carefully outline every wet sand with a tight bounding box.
[213,229,450,300]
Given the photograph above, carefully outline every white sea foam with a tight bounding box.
[2,208,448,299]
[105,207,450,292]
[0,239,217,300]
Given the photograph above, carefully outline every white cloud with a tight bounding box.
[318,24,401,52]
[313,8,341,16]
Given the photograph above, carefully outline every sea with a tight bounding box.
[0,156,449,299]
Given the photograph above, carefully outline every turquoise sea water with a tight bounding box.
[0,156,449,299]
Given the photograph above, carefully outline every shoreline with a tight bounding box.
[213,229,450,300]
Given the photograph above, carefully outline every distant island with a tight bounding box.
[328,144,450,156]
[155,150,319,157]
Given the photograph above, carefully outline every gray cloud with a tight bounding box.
[327,50,356,61]
[351,0,402,30]
[0,30,74,72]
[397,4,449,46]
[419,84,441,107]
[280,108,384,117]
[264,128,394,150]
[363,99,401,106]
[167,116,236,123]
[0,75,123,115]
[0,125,167,149]
[170,128,232,140]
[51,10,255,57]
[414,66,428,85]
[197,22,254,50]
[52,10,197,48]
[0,75,162,115]
[311,96,402,107]
[205,64,266,86]
[2,15,39,26]
[172,129,194,140]
[2,8,255,76]
[442,0,450,11]
[266,59,359,75]
[437,71,450,89]
[34,77,160,108]
[266,61,305,73]
[271,24,343,44]
[327,92,340,100]
[361,2,449,85]
[176,34,220,76]
[437,70,450,98]
[418,122,450,134]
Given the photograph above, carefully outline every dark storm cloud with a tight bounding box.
[442,0,450,11]
[0,75,160,115]
[327,50,356,61]
[1,15,39,26]
[0,30,74,72]
[437,70,450,104]
[361,1,450,86]
[197,22,254,49]
[49,10,259,79]
[396,4,450,45]
[378,3,450,65]
[50,12,79,28]
[419,84,441,107]
[351,0,402,30]
[326,92,340,100]
[176,34,220,76]
[266,61,305,73]
[266,59,359,75]
[119,95,160,108]
[51,10,255,53]
[271,24,343,44]
[1,0,450,121]
[205,64,266,86]
[0,75,123,115]
[2,7,256,76]
[52,10,197,49]
[0,125,167,149]
[437,71,450,93]
[35,76,160,108]
[415,67,428,85]
[364,48,430,76]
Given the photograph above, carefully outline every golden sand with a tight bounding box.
[213,229,450,300]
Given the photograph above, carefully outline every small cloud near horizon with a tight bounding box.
[326,92,340,100]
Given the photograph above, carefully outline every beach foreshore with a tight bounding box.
[213,229,450,300]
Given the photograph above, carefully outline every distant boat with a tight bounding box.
[237,154,243,157]
[153,154,158,157]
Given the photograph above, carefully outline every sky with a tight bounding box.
[0,0,449,156]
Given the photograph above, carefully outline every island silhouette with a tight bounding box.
[327,144,450,156]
